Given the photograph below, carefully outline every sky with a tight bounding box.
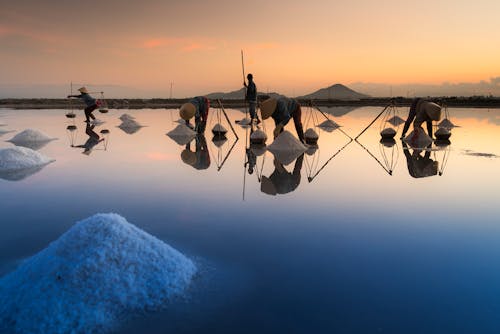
[1,0,499,98]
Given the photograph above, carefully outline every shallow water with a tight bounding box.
[1,106,500,333]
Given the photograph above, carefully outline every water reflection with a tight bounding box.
[71,124,106,155]
[261,154,304,196]
[181,134,210,170]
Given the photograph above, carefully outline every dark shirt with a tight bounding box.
[272,97,299,126]
[245,80,257,102]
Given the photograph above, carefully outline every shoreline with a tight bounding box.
[1,97,499,110]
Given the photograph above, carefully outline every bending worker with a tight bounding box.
[67,87,98,123]
[243,73,260,124]
[401,98,442,139]
[179,96,210,134]
[259,97,305,143]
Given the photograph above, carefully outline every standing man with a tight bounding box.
[259,97,305,143]
[244,73,260,124]
[67,87,98,123]
[179,96,210,134]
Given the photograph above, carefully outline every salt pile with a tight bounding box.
[304,128,319,140]
[212,136,227,148]
[237,118,252,126]
[175,118,185,124]
[119,114,135,122]
[0,146,54,181]
[267,130,307,165]
[386,115,406,126]
[435,127,452,140]
[118,119,143,135]
[404,128,433,148]
[380,127,397,139]
[166,124,196,145]
[7,129,55,145]
[212,123,228,134]
[0,213,196,334]
[317,119,340,132]
[250,129,267,144]
[438,118,456,128]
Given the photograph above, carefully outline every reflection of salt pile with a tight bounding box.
[304,128,319,144]
[212,123,228,135]
[435,127,452,140]
[166,124,196,145]
[0,128,14,137]
[386,115,406,126]
[7,129,56,150]
[250,144,267,156]
[0,213,196,334]
[267,130,307,165]
[404,128,433,148]
[250,129,267,144]
[438,118,456,128]
[317,119,340,132]
[380,127,397,139]
[0,146,54,181]
[237,118,252,126]
[118,119,143,135]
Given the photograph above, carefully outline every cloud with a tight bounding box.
[140,37,217,52]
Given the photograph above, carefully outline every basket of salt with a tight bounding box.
[99,108,109,114]
[65,113,76,119]
[304,128,319,145]
[435,127,451,140]
[380,127,397,139]
[250,129,267,145]
[212,123,228,136]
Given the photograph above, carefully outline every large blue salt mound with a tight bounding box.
[0,213,197,334]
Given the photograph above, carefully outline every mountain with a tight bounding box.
[205,88,283,100]
[298,84,370,100]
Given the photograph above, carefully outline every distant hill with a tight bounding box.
[205,87,283,100]
[298,84,370,100]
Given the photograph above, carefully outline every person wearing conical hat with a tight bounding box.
[179,96,210,134]
[67,87,98,123]
[261,153,304,195]
[401,98,441,139]
[259,97,305,143]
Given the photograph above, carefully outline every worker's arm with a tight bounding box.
[426,120,433,138]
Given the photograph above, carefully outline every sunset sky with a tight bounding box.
[1,0,499,97]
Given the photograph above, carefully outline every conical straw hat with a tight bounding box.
[78,87,89,94]
[179,103,196,120]
[260,98,277,120]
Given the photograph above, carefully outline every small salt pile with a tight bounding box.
[304,128,319,144]
[0,213,196,334]
[0,146,54,181]
[317,119,340,132]
[167,124,196,145]
[438,118,456,128]
[118,119,143,135]
[380,127,397,139]
[267,130,307,165]
[237,118,252,126]
[7,129,56,150]
[386,115,406,126]
[404,128,433,148]
[435,127,452,140]
[250,129,267,144]
[119,114,135,122]
[212,136,227,148]
[212,123,228,135]
[306,144,318,156]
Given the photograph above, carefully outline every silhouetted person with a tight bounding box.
[260,97,305,143]
[67,87,98,123]
[402,141,438,178]
[261,154,304,195]
[244,73,260,124]
[245,147,257,175]
[72,123,104,155]
[401,98,441,138]
[179,96,210,134]
[181,134,211,170]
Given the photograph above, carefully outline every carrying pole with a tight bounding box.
[241,50,248,118]
[354,104,390,141]
[218,99,239,140]
[311,101,353,140]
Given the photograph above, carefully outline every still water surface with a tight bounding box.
[1,106,500,333]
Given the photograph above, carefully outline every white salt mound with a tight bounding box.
[304,128,319,140]
[8,129,54,144]
[438,118,456,128]
[118,119,143,134]
[267,130,307,165]
[0,213,196,334]
[250,129,267,140]
[119,114,135,122]
[317,119,340,129]
[238,118,252,126]
[212,123,228,133]
[404,128,433,148]
[0,146,54,171]
[167,124,196,145]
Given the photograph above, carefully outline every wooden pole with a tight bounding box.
[354,104,390,140]
[241,50,248,118]
[218,99,239,140]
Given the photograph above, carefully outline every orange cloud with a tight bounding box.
[142,37,180,49]
[140,36,218,52]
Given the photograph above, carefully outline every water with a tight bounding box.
[1,106,500,333]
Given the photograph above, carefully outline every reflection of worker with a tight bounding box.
[401,141,438,178]
[179,96,210,134]
[261,154,304,195]
[181,134,211,170]
[260,97,305,143]
[67,87,98,123]
[244,73,260,124]
[245,148,256,175]
[401,98,441,138]
[72,123,104,155]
